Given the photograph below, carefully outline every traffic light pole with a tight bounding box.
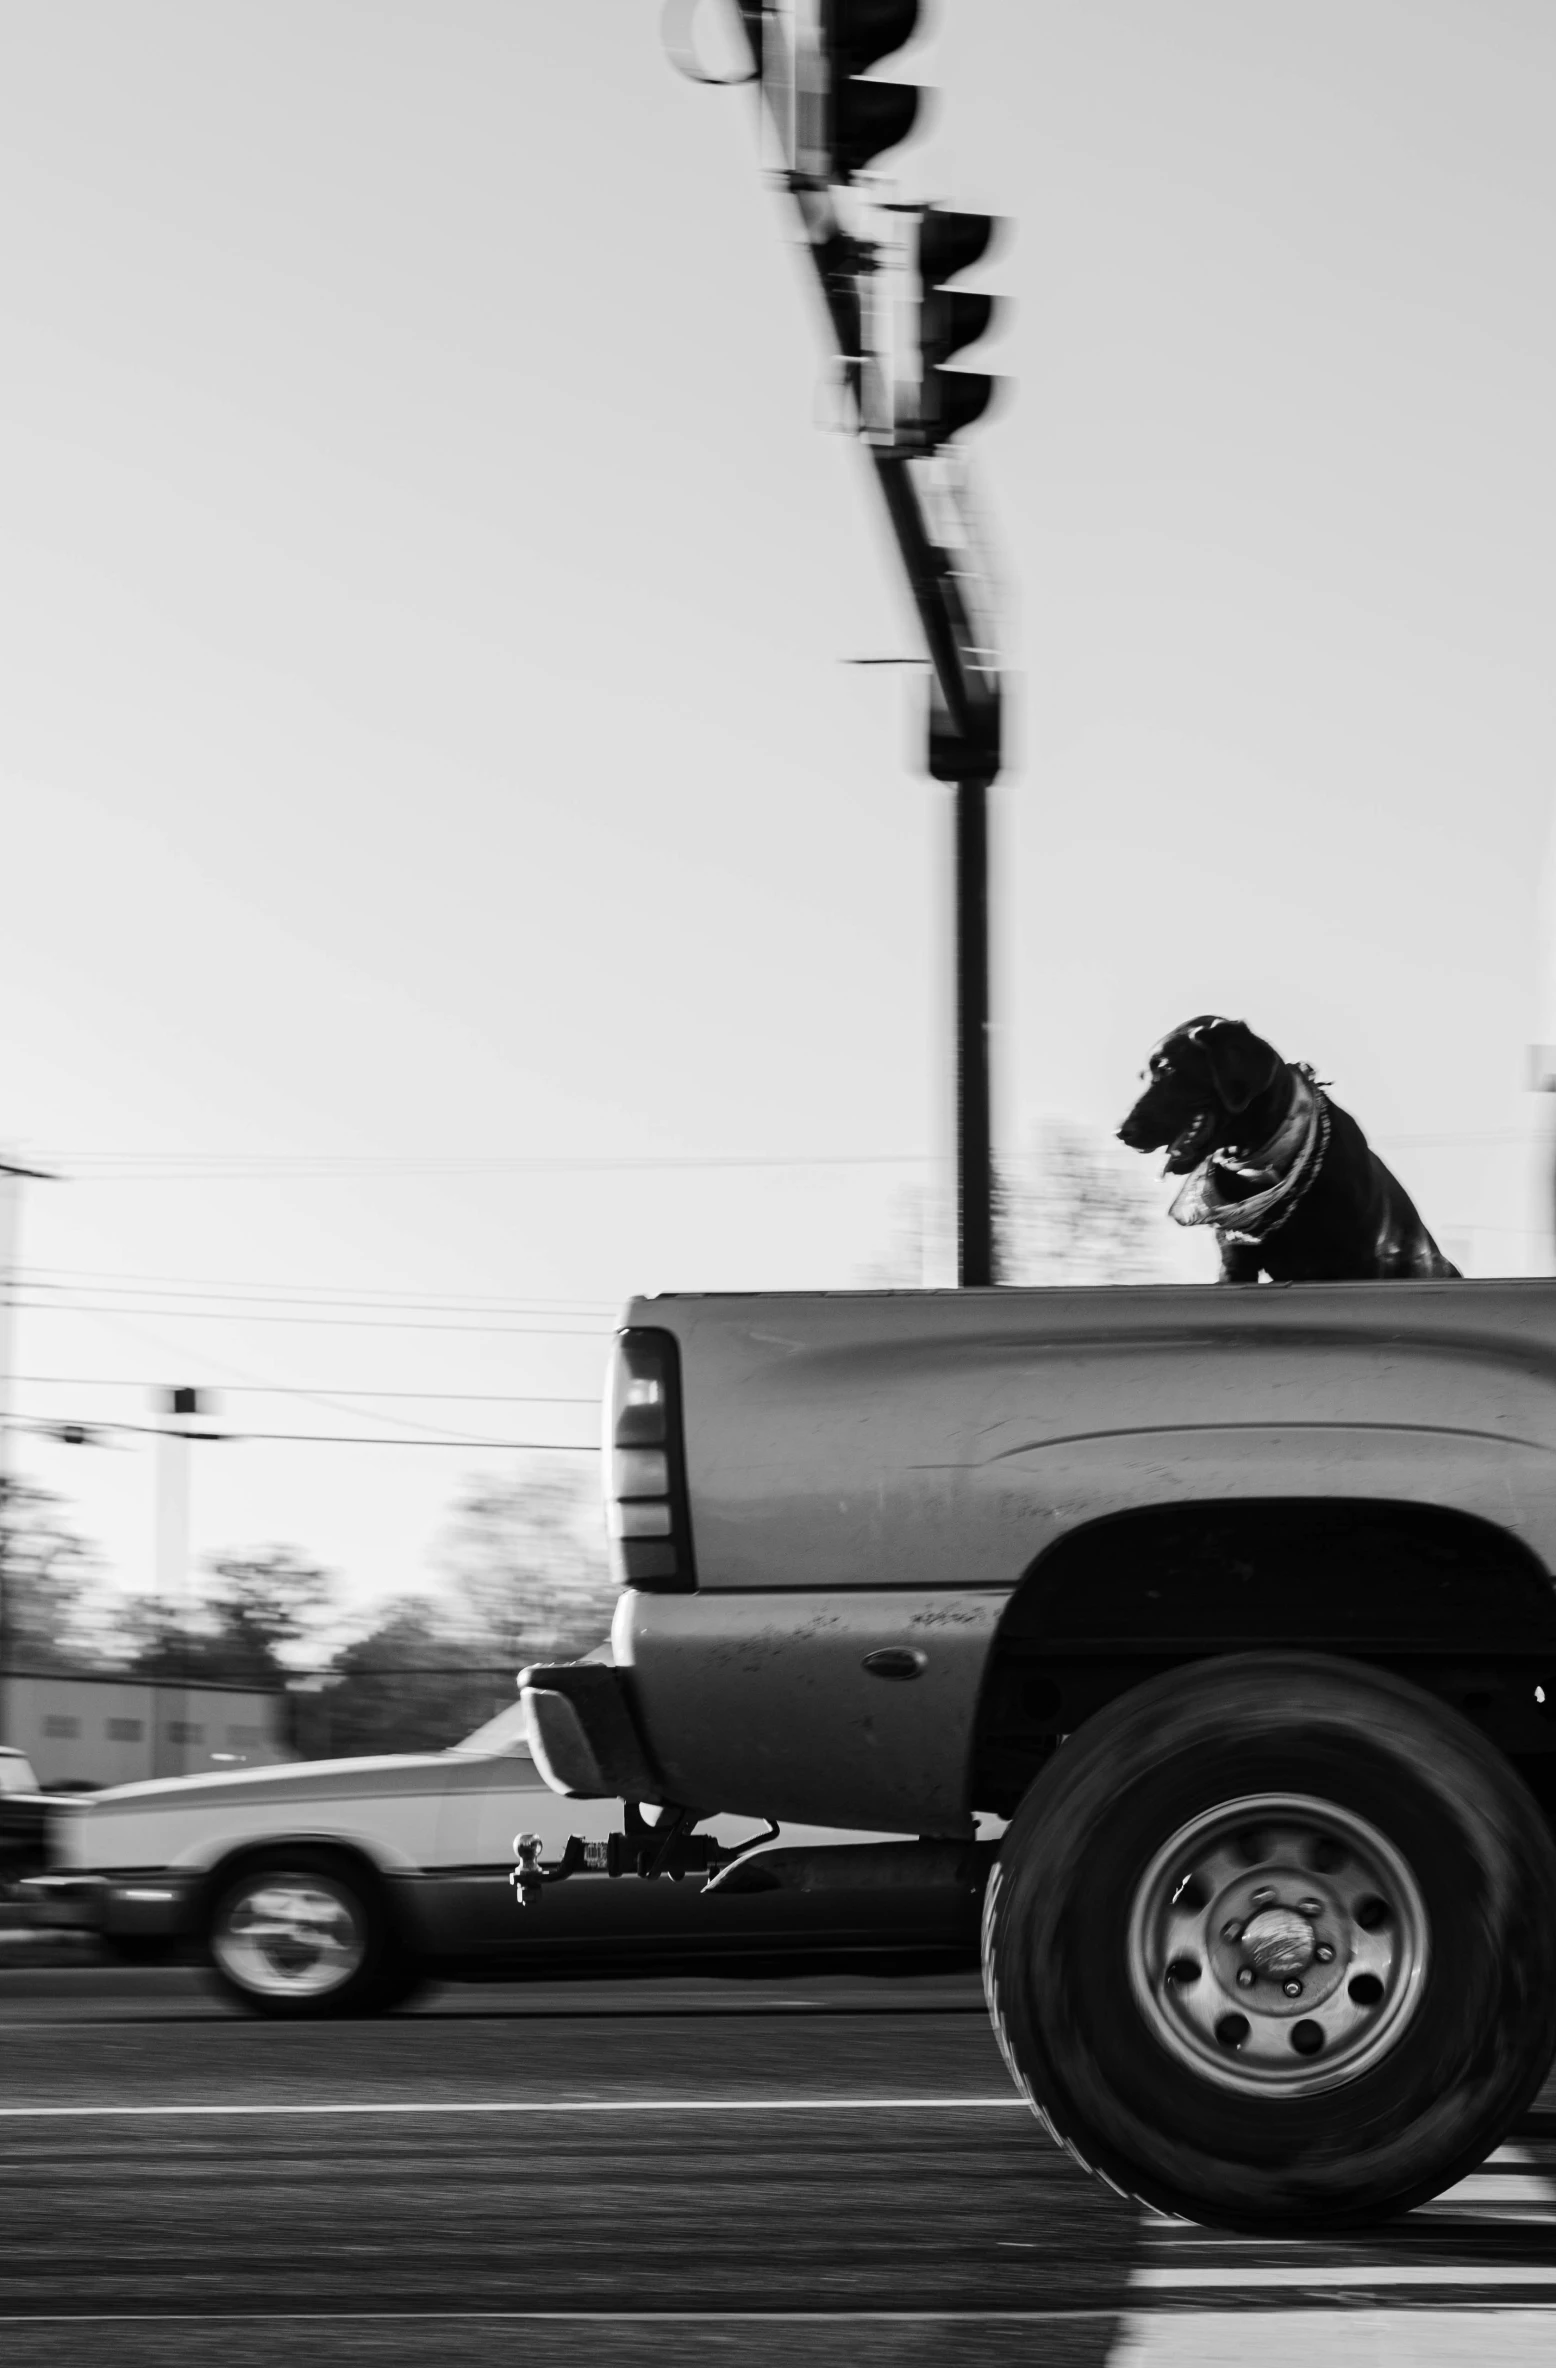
[760,149,1003,1282]
[953,777,995,1287]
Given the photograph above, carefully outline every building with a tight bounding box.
[1,1670,293,1789]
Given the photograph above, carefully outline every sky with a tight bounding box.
[2,0,1555,1615]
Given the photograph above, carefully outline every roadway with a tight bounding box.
[2,1959,1555,2364]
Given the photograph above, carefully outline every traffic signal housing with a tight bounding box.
[825,0,921,180]
[916,205,1001,447]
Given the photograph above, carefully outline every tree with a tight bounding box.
[858,1184,952,1288]
[296,1467,614,1760]
[117,1547,337,1689]
[308,1598,509,1759]
[0,1480,116,1672]
[435,1461,616,1667]
[862,1122,1178,1289]
[206,1548,336,1680]
[998,1123,1172,1286]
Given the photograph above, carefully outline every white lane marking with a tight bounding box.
[1417,2144,1556,2221]
[1134,2266,1556,2288]
[1114,2147,1556,2358]
[1140,2146,1556,2238]
[0,2313,1117,2327]
[1109,2309,1556,2364]
[0,2094,1030,2120]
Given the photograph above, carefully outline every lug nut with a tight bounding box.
[1297,1898,1324,1917]
[1283,1979,1303,1998]
[1221,1920,1243,1942]
[1236,1967,1256,1988]
[1251,1887,1276,1906]
[1315,1943,1335,1964]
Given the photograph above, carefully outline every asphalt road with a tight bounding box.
[2,1962,1556,2366]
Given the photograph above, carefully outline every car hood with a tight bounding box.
[85,1751,461,1818]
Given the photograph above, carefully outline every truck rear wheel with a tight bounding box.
[983,1652,1556,2229]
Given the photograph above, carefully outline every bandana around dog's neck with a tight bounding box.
[1168,1065,1330,1245]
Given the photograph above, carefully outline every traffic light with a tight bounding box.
[915,206,1000,446]
[825,0,921,180]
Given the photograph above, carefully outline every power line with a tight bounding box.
[235,1434,599,1450]
[10,1305,608,1336]
[11,1373,601,1446]
[20,1284,613,1320]
[22,1268,616,1315]
[12,1377,598,1402]
[36,1151,934,1180]
[20,1134,1547,1183]
[7,1417,598,1451]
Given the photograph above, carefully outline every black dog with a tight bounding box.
[1117,1016,1460,1283]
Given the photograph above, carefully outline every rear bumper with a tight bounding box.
[22,1872,200,1942]
[518,1662,665,1803]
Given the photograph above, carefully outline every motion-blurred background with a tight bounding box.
[3,1,1554,1731]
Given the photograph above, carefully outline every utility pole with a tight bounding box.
[156,1385,217,1777]
[705,1,1008,1284]
[0,1156,56,1746]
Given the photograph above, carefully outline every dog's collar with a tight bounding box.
[1168,1066,1329,1243]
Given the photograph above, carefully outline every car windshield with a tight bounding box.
[448,1700,532,1757]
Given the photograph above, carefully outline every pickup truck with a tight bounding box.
[521,1280,1556,2232]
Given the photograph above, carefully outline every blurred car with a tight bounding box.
[0,1747,51,1895]
[31,1699,981,2015]
[0,1745,89,1899]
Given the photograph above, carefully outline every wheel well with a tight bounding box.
[198,1838,404,1941]
[971,1498,1556,1815]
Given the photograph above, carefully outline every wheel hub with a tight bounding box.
[1239,1907,1314,1978]
[212,1873,366,1999]
[1127,1792,1429,2097]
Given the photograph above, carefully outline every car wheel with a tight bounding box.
[983,1652,1556,2230]
[205,1846,421,2019]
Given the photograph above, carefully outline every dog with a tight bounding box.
[1117,1016,1460,1283]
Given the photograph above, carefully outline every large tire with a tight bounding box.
[205,1846,424,2020]
[983,1652,1556,2230]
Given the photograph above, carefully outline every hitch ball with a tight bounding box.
[510,1833,546,1908]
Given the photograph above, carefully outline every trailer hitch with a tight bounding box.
[510,1803,779,1907]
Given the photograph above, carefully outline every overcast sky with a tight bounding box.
[3,0,1555,1612]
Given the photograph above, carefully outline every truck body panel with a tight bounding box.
[649,1281,1556,1593]
[607,1280,1556,1832]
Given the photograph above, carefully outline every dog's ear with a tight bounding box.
[1188,1018,1281,1113]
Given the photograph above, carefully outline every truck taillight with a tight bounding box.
[604,1328,696,1592]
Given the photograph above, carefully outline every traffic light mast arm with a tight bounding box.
[767,188,998,777]
[732,5,995,774]
[868,449,997,779]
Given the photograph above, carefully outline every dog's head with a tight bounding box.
[1117,1016,1284,1174]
